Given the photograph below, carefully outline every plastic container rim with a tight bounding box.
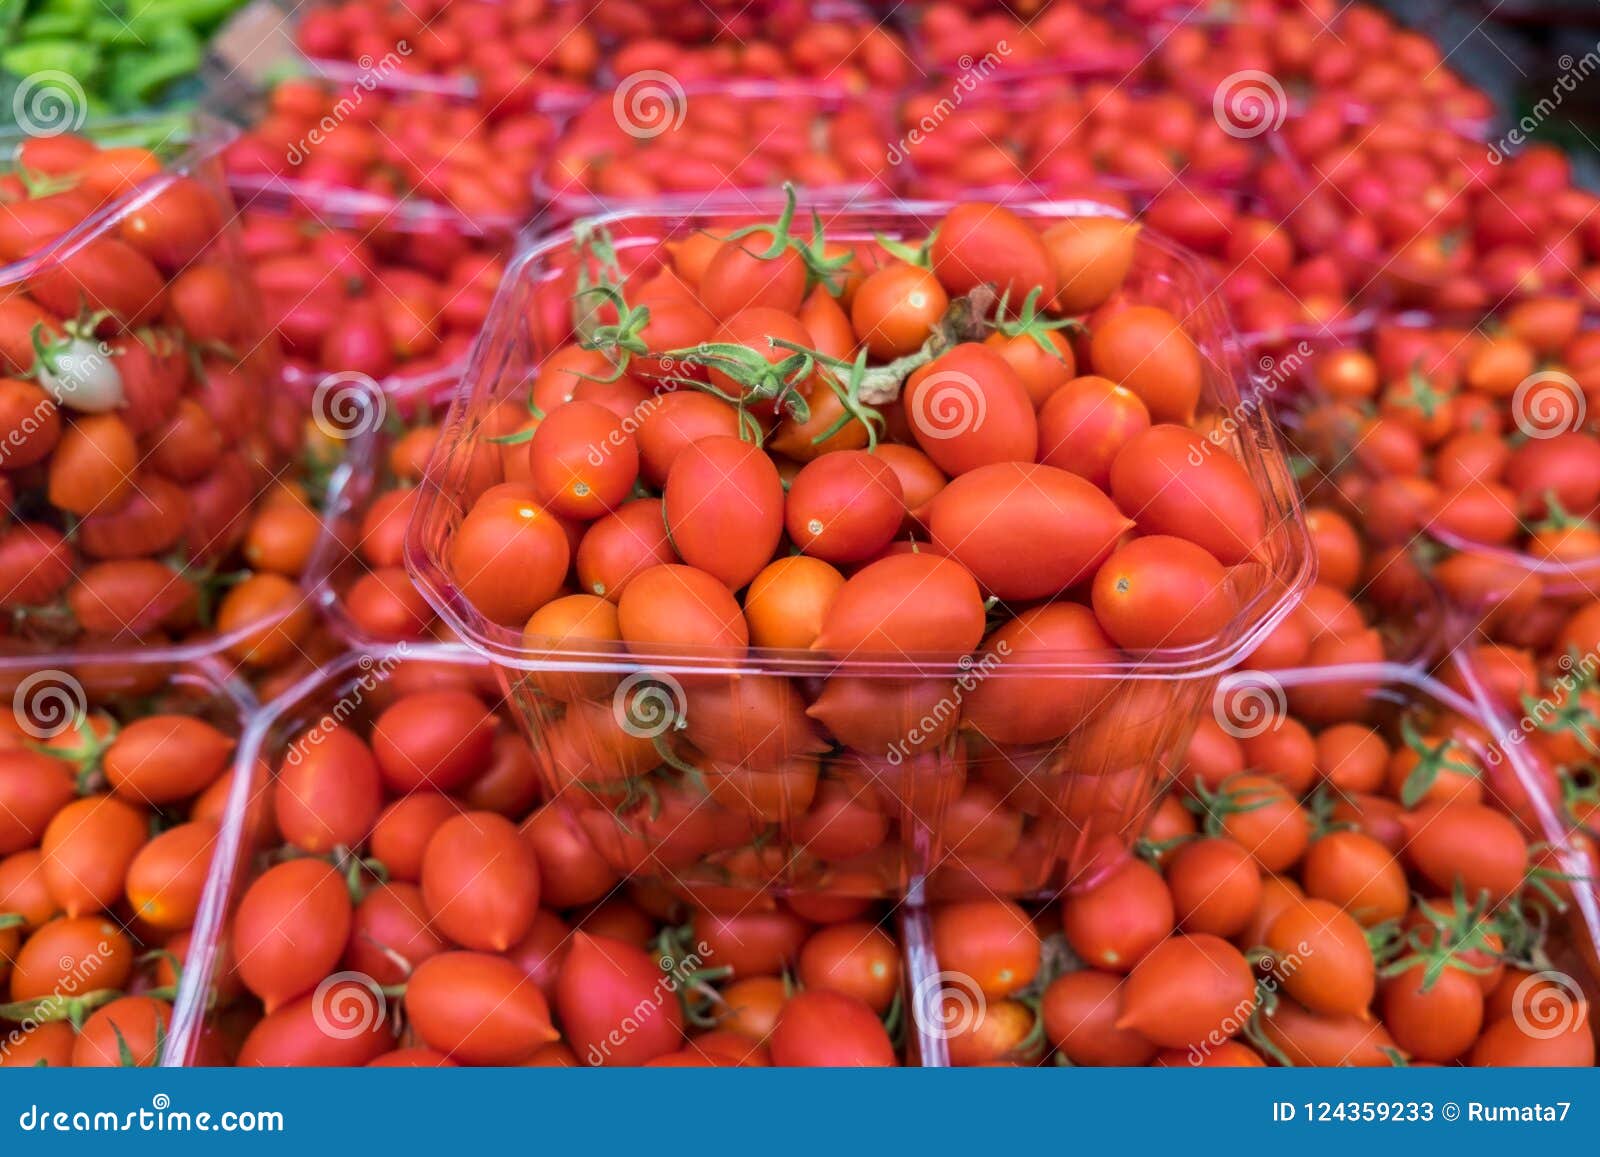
[406,195,1316,682]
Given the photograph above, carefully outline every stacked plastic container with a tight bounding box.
[11,0,1595,1069]
[403,199,1312,906]
[0,113,382,673]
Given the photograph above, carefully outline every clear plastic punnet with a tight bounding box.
[406,198,1315,904]
[1280,309,1600,658]
[533,81,897,222]
[0,113,325,659]
[211,70,557,240]
[912,661,1600,1066]
[168,646,933,1065]
[0,648,256,1067]
[234,202,511,403]
[305,374,481,650]
[897,2,1147,83]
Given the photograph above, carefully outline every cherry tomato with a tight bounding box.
[663,435,784,588]
[1110,425,1267,565]
[102,716,233,805]
[1092,535,1236,650]
[744,556,845,650]
[769,989,897,1067]
[233,858,353,1013]
[1380,962,1484,1063]
[1264,898,1376,1017]
[574,498,677,602]
[529,399,639,519]
[1042,970,1157,1066]
[930,203,1055,302]
[962,603,1118,745]
[1299,830,1408,926]
[449,483,571,627]
[237,984,398,1066]
[1042,217,1140,312]
[616,563,750,652]
[123,820,216,933]
[421,811,540,952]
[555,933,684,1066]
[931,900,1039,999]
[851,262,949,359]
[811,552,985,656]
[345,881,446,987]
[796,922,900,1014]
[1399,802,1528,902]
[0,750,75,856]
[1165,838,1261,939]
[903,344,1038,475]
[1036,375,1151,488]
[8,916,133,1000]
[370,690,496,794]
[274,725,383,854]
[41,795,148,917]
[72,996,172,1067]
[1089,306,1202,424]
[785,450,904,564]
[927,461,1130,600]
[1116,933,1255,1051]
[1061,856,1174,973]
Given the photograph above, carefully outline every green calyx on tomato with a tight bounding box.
[655,924,735,1027]
[772,343,885,450]
[30,315,125,414]
[9,164,79,201]
[826,289,997,409]
[720,185,855,296]
[1395,716,1480,808]
[1560,767,1600,824]
[656,340,815,424]
[1183,774,1274,835]
[991,286,1082,357]
[30,715,116,796]
[333,844,389,905]
[874,229,935,270]
[576,283,652,370]
[1533,491,1590,533]
[1378,890,1507,993]
[1391,368,1452,421]
[0,986,122,1029]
